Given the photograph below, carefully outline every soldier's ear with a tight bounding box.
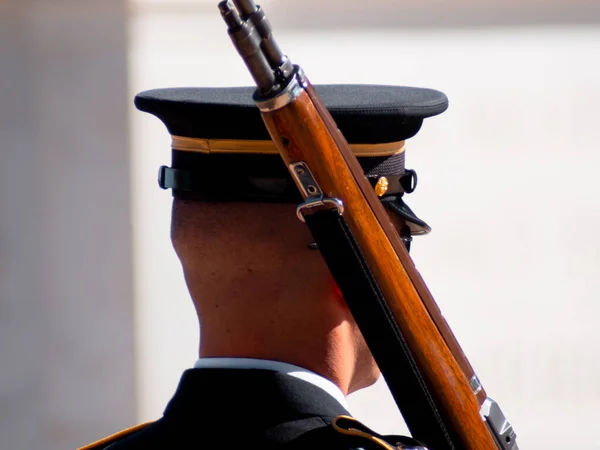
[328,277,348,310]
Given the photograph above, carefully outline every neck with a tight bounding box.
[198,319,358,395]
[183,260,377,395]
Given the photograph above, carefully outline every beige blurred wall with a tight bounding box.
[129,2,600,450]
[2,1,600,449]
[0,2,135,449]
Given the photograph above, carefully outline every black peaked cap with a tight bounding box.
[134,84,448,142]
[134,84,448,236]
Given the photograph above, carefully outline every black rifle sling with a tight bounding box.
[304,210,456,450]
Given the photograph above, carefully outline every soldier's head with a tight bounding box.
[135,84,446,394]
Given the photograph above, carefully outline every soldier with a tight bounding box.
[80,84,447,449]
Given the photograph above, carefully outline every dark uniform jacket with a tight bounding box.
[82,368,424,449]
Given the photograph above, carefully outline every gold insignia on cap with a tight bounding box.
[374,177,389,197]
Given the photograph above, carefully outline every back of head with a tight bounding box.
[171,199,331,311]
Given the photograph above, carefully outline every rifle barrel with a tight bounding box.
[218,0,276,93]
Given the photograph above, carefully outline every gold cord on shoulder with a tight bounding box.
[171,135,406,157]
[77,421,154,450]
[331,415,398,450]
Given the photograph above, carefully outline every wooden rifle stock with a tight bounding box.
[218,1,518,448]
[260,81,498,450]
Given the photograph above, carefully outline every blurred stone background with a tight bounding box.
[1,0,599,449]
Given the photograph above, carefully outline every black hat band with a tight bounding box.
[160,140,413,202]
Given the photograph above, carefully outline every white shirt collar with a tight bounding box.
[193,357,349,411]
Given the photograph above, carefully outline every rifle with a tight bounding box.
[218,1,519,449]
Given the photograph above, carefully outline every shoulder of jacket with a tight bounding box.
[77,421,155,450]
[331,415,427,450]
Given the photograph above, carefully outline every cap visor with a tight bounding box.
[385,197,431,235]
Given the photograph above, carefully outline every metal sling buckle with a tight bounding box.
[289,162,344,222]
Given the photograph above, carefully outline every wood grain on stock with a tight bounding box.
[261,87,497,450]
[305,85,487,407]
